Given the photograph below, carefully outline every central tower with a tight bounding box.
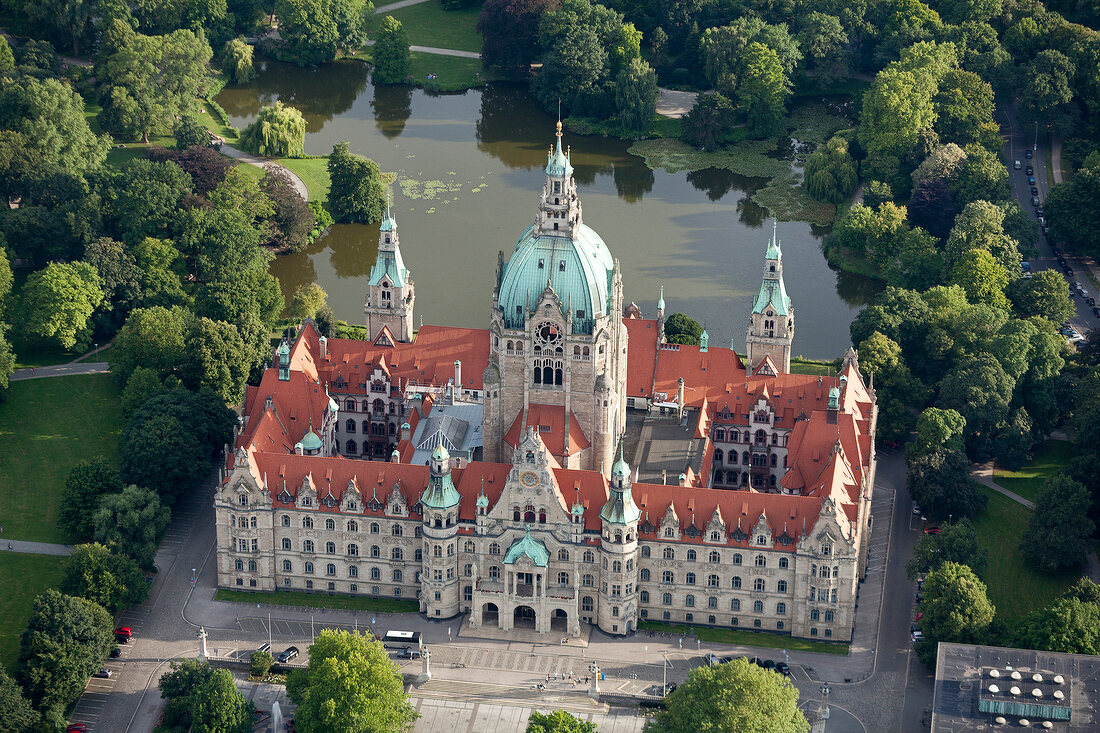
[483,122,627,475]
[745,220,794,374]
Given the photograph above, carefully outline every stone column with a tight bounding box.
[588,662,600,700]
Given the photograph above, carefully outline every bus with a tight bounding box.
[381,630,423,650]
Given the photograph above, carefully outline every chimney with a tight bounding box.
[318,336,328,360]
[454,360,462,403]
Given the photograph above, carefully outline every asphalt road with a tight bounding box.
[1001,104,1100,335]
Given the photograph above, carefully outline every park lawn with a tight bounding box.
[276,157,331,203]
[215,588,419,613]
[196,103,240,144]
[409,52,492,92]
[378,1,483,53]
[0,374,123,543]
[992,439,1074,504]
[637,621,849,655]
[972,485,1078,621]
[0,553,69,673]
[789,359,837,376]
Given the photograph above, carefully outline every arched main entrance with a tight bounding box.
[550,609,568,633]
[483,603,499,627]
[514,605,536,630]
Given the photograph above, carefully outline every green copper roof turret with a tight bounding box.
[421,444,460,510]
[504,527,550,566]
[297,420,323,452]
[602,445,641,525]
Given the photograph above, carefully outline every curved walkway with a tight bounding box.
[10,362,108,381]
[362,38,481,59]
[2,539,74,556]
[220,144,310,200]
[969,462,1035,509]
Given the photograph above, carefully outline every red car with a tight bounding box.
[923,527,941,535]
[66,725,88,733]
[915,613,923,621]
[114,626,133,638]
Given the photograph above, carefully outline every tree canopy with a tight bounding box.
[327,141,385,223]
[916,562,995,665]
[58,456,124,541]
[60,543,150,613]
[239,101,307,158]
[372,15,411,84]
[906,518,988,578]
[93,485,172,569]
[1021,476,1095,572]
[159,659,254,733]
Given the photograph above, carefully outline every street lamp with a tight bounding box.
[1034,121,1039,151]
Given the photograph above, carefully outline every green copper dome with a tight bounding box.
[498,224,614,335]
[504,528,550,567]
[297,426,323,453]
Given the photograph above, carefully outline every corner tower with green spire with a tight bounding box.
[364,191,415,342]
[745,219,794,374]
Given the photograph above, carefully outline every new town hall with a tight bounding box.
[215,124,879,642]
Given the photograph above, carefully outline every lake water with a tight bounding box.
[215,59,881,359]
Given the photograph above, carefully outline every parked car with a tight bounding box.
[1031,186,1039,195]
[1028,176,1036,185]
[1092,306,1100,317]
[1026,165,1034,175]
[1031,196,1041,206]
[114,627,133,639]
[912,503,921,515]
[704,653,721,666]
[93,668,112,678]
[1038,216,1046,226]
[923,526,942,535]
[912,630,924,642]
[395,648,421,659]
[916,612,923,620]
[775,662,791,676]
[65,726,88,733]
[1014,160,1022,169]
[761,659,777,671]
[277,646,299,663]
[109,647,122,658]
[720,656,735,664]
[1026,149,1033,159]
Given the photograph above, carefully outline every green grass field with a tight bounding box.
[276,157,331,202]
[0,374,123,543]
[992,439,1074,504]
[215,588,420,613]
[637,621,850,655]
[972,485,1079,621]
[0,553,70,673]
[409,52,492,91]
[377,1,483,53]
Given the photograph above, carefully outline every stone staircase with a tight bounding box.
[410,679,608,715]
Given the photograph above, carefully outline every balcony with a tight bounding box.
[515,582,535,597]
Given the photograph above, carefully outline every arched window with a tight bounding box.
[754,555,766,567]
[686,549,697,562]
[303,540,315,553]
[489,543,501,555]
[349,566,359,578]
[582,596,594,612]
[348,543,359,557]
[732,576,742,589]
[392,547,403,560]
[303,517,314,529]
[539,510,547,523]
[833,565,840,578]
[325,518,335,531]
[433,544,442,558]
[753,600,764,613]
[825,610,834,622]
[347,520,358,532]
[346,440,357,453]
[326,541,336,554]
[513,506,521,521]
[777,580,787,593]
[732,553,742,565]
[282,559,292,572]
[730,598,741,611]
[778,557,789,569]
[558,572,569,586]
[685,594,695,607]
[326,563,336,576]
[489,566,500,580]
[708,596,718,609]
[707,574,719,587]
[662,547,674,560]
[281,515,291,527]
[640,568,650,581]
[345,419,356,433]
[612,560,622,573]
[370,545,380,558]
[370,522,380,534]
[304,561,314,574]
[640,590,650,603]
[662,593,672,605]
[715,429,725,441]
[583,574,594,586]
[811,609,820,621]
[392,524,403,536]
[753,578,765,592]
[776,602,786,615]
[708,550,721,563]
[465,541,475,553]
[685,572,696,585]
[640,546,651,558]
[662,570,674,584]
[558,549,569,562]
[583,550,594,563]
[345,398,356,411]
[247,560,256,572]
[370,566,381,580]
[714,449,724,464]
[281,538,292,550]
[524,505,536,523]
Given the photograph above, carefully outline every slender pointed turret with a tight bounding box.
[745,218,794,373]
[364,189,415,342]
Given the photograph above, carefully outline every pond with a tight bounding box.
[215,59,882,359]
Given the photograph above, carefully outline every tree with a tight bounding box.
[933,69,998,149]
[906,449,986,520]
[911,143,967,187]
[17,589,114,717]
[1007,269,1075,323]
[799,12,849,81]
[0,76,109,184]
[916,562,995,665]
[651,657,808,733]
[737,42,791,138]
[260,168,316,252]
[948,248,1010,310]
[937,354,1015,454]
[527,710,598,732]
[273,0,338,64]
[862,180,893,208]
[172,117,209,152]
[950,144,1010,207]
[1045,163,1100,258]
[58,457,123,541]
[97,22,214,143]
[912,407,966,456]
[1021,49,1076,124]
[614,58,658,132]
[906,518,988,578]
[478,0,562,75]
[121,417,208,504]
[93,485,171,569]
[0,36,14,76]
[859,68,937,170]
[944,200,1021,274]
[532,24,606,113]
[111,306,193,384]
[183,317,253,403]
[250,650,275,677]
[239,101,306,157]
[85,236,143,327]
[1014,596,1100,655]
[372,15,410,84]
[287,629,418,732]
[327,141,385,222]
[121,366,181,415]
[60,543,149,613]
[804,135,858,204]
[1021,476,1094,572]
[332,0,372,50]
[223,37,256,83]
[0,668,38,733]
[288,282,329,320]
[907,179,958,238]
[19,261,103,350]
[664,312,703,345]
[160,659,254,733]
[680,92,738,149]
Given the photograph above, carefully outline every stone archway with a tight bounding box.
[514,605,536,630]
[550,608,568,633]
[483,602,499,627]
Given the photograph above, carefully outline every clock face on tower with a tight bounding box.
[536,322,563,347]
[520,471,539,487]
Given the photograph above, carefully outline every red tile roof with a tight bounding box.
[503,405,591,459]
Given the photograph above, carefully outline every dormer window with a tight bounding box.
[238,494,248,506]
[301,497,312,507]
[553,181,561,193]
[538,258,545,269]
[821,545,832,556]
[559,260,566,272]
[756,535,767,545]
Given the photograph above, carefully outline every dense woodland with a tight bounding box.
[1,0,1100,725]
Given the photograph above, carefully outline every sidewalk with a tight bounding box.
[220,144,310,200]
[10,362,108,381]
[2,539,73,556]
[969,462,1034,509]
